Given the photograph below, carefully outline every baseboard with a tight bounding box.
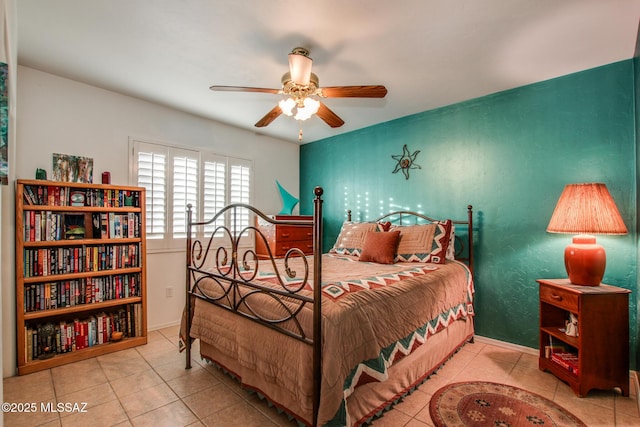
[473,335,539,356]
[632,370,640,413]
[148,320,181,331]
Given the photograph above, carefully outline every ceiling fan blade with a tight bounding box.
[317,102,345,128]
[319,85,387,98]
[210,85,281,95]
[255,105,282,127]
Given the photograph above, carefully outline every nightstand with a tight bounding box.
[254,215,313,258]
[537,278,630,397]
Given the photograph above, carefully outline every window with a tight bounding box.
[131,139,253,251]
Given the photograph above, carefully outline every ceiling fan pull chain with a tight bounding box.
[298,124,303,142]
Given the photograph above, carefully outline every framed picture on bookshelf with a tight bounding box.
[69,190,86,206]
[64,213,85,240]
[52,153,94,183]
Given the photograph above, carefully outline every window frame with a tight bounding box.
[130,138,254,253]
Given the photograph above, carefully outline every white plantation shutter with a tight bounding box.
[135,145,167,239]
[172,152,199,238]
[131,139,253,251]
[230,161,251,235]
[203,155,226,235]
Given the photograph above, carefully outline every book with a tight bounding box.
[544,344,565,359]
[32,328,38,360]
[96,313,104,345]
[26,328,33,362]
[100,213,109,238]
[128,213,135,238]
[91,213,101,238]
[551,352,580,375]
[59,320,67,353]
[23,186,37,205]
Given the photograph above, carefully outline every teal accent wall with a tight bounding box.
[300,60,638,367]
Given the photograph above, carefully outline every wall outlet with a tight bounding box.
[165,287,174,297]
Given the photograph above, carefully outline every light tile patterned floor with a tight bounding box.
[3,326,639,426]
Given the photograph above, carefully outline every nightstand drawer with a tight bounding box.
[276,240,313,255]
[540,283,579,312]
[276,226,313,241]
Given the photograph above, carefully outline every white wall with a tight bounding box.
[4,66,300,376]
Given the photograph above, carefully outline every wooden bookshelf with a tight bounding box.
[15,179,147,375]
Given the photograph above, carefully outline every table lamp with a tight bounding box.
[546,183,627,286]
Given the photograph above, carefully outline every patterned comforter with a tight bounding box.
[186,253,474,425]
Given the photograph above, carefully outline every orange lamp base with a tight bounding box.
[564,235,605,286]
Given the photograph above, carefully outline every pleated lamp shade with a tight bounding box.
[547,183,627,286]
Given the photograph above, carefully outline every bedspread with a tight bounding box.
[187,253,473,425]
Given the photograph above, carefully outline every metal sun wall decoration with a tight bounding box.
[392,144,421,180]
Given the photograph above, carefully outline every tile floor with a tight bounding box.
[3,326,639,426]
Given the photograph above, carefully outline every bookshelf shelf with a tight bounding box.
[23,237,141,248]
[23,296,144,321]
[23,205,143,213]
[16,179,148,375]
[537,279,630,397]
[22,267,143,284]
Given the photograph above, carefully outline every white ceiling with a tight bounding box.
[16,0,640,144]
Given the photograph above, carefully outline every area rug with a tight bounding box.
[429,381,586,427]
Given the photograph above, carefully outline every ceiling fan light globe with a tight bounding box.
[294,97,320,121]
[303,97,320,113]
[278,98,296,116]
[294,110,312,121]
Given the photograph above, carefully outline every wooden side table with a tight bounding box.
[255,215,313,258]
[537,278,630,397]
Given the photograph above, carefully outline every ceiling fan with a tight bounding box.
[210,47,387,138]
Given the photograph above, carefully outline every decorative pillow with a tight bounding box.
[330,222,380,256]
[392,220,452,264]
[359,230,401,264]
[377,221,392,232]
[446,224,456,260]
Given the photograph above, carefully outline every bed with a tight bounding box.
[181,187,474,426]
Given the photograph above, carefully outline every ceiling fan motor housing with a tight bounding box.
[281,72,320,103]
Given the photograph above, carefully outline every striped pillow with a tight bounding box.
[392,220,452,264]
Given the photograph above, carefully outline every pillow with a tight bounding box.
[446,224,456,260]
[392,220,453,264]
[359,230,401,264]
[377,221,392,232]
[329,222,379,256]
